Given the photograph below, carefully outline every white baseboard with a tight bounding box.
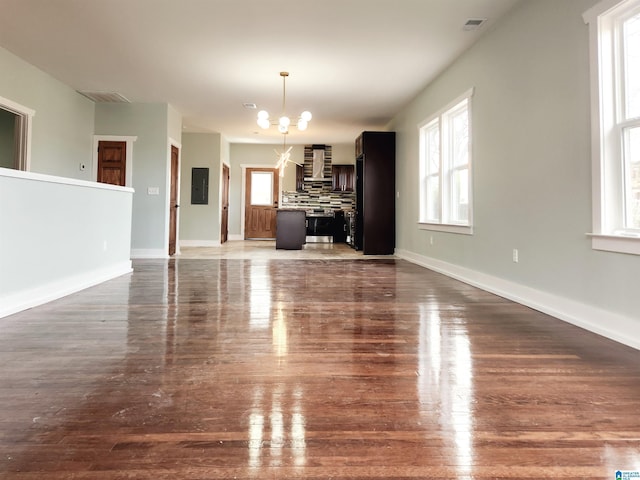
[0,261,133,319]
[228,234,243,241]
[395,248,640,351]
[130,249,169,259]
[180,240,221,248]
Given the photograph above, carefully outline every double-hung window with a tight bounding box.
[584,0,640,255]
[418,89,473,234]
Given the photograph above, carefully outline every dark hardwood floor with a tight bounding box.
[1,257,639,479]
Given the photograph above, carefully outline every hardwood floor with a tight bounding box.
[1,255,639,479]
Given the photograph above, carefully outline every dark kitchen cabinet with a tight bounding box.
[354,131,395,255]
[332,164,355,192]
[333,210,347,243]
[276,209,306,250]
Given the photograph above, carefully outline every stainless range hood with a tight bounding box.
[304,147,331,182]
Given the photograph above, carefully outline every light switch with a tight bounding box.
[147,187,160,195]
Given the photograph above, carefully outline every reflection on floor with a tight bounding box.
[178,240,391,260]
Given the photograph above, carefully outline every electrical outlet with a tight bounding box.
[512,248,519,263]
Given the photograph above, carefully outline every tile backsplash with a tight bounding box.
[283,181,355,211]
[281,144,355,211]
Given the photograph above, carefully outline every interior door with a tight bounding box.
[244,168,279,239]
[221,164,230,244]
[97,141,126,186]
[169,145,179,256]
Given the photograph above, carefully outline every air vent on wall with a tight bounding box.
[77,91,131,103]
[463,18,487,31]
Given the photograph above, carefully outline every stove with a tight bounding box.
[305,209,334,242]
[305,209,335,218]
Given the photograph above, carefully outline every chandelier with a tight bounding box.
[257,72,312,134]
[274,135,299,178]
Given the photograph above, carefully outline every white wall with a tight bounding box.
[331,143,356,166]
[391,0,640,349]
[0,168,133,318]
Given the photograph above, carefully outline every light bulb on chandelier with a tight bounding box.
[257,72,312,134]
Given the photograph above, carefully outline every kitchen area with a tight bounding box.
[277,132,395,255]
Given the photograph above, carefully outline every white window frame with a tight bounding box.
[418,88,474,235]
[584,0,640,255]
[0,95,35,172]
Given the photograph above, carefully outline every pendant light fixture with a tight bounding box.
[274,134,300,178]
[257,72,312,133]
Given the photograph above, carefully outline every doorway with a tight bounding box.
[169,145,179,256]
[0,97,33,171]
[97,141,127,186]
[221,164,230,244]
[92,136,136,187]
[244,167,279,239]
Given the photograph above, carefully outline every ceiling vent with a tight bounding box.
[77,91,130,103]
[243,102,257,109]
[463,18,487,31]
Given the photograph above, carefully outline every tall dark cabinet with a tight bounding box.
[354,131,395,255]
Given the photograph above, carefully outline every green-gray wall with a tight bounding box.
[391,0,639,347]
[180,133,222,244]
[95,103,172,255]
[0,46,95,178]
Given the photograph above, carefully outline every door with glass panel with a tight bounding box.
[244,168,279,239]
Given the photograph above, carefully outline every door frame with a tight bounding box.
[92,135,137,187]
[220,162,230,244]
[240,164,282,239]
[165,138,181,256]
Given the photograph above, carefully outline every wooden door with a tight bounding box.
[169,145,179,256]
[244,168,279,239]
[97,141,126,186]
[221,164,230,244]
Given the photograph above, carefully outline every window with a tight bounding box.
[418,89,473,234]
[250,170,275,206]
[584,0,640,255]
[0,96,34,172]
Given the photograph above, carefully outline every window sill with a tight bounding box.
[419,222,473,235]
[587,233,640,255]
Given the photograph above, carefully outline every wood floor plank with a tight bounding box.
[0,257,639,479]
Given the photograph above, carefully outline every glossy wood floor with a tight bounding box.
[1,255,639,479]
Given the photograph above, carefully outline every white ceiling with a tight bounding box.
[0,0,520,145]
